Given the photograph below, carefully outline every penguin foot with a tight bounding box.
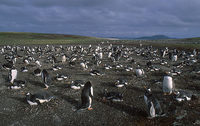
[88,107,93,111]
[44,87,48,90]
[163,92,171,95]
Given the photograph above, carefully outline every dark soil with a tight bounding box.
[0,42,200,126]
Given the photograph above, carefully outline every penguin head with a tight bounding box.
[144,86,152,96]
[84,81,92,88]
[26,92,32,100]
[103,89,108,95]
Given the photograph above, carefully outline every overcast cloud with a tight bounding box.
[0,0,199,38]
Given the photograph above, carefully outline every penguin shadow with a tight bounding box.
[97,94,147,117]
[53,92,81,109]
[101,82,115,88]
[2,74,9,82]
[128,86,145,93]
[76,73,89,76]
[28,80,44,88]
[10,96,27,104]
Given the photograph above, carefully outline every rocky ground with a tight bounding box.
[0,42,200,126]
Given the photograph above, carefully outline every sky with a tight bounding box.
[0,0,200,38]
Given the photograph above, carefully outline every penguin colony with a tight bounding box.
[0,43,199,124]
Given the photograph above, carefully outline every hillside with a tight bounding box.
[0,32,102,45]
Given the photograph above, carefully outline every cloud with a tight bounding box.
[0,0,200,38]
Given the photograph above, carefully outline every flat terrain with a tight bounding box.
[0,40,200,126]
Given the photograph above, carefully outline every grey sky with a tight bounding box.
[0,0,199,38]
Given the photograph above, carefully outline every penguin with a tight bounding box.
[26,92,38,105]
[104,64,112,70]
[90,70,102,76]
[70,80,85,90]
[103,89,123,102]
[62,54,67,63]
[135,68,145,77]
[173,90,193,102]
[80,61,88,70]
[56,74,68,81]
[35,60,42,67]
[21,66,28,72]
[2,62,13,70]
[115,78,128,88]
[26,91,54,105]
[146,61,152,68]
[162,74,174,95]
[172,54,178,62]
[9,80,25,89]
[9,68,18,84]
[52,65,62,71]
[41,69,50,89]
[144,87,163,118]
[80,81,93,110]
[33,68,41,76]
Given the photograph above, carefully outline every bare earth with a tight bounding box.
[0,42,200,126]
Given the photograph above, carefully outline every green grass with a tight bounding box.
[0,32,103,45]
[1,32,200,50]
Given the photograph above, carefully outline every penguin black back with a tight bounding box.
[81,81,93,108]
[42,69,49,83]
[82,81,93,98]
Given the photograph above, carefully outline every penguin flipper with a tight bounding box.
[149,102,156,118]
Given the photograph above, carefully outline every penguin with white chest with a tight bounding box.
[41,69,51,89]
[144,87,163,118]
[162,74,174,95]
[135,68,145,77]
[26,91,54,105]
[80,81,93,110]
[9,68,18,84]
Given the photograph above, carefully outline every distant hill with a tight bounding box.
[108,35,172,40]
[0,32,102,45]
[135,35,171,40]
[0,32,99,40]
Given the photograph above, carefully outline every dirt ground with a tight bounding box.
[0,42,200,126]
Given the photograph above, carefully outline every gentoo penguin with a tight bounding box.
[80,61,88,70]
[80,81,93,110]
[9,80,25,89]
[90,70,102,76]
[21,66,28,72]
[26,91,54,105]
[115,78,128,88]
[103,89,123,102]
[9,68,18,84]
[144,87,163,118]
[71,80,85,90]
[173,90,193,102]
[33,68,41,76]
[56,74,69,81]
[172,54,178,62]
[2,62,13,70]
[162,73,174,95]
[41,69,50,89]
[135,68,145,77]
[62,54,67,63]
[35,60,41,67]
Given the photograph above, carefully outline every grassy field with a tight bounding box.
[0,32,103,45]
[0,32,200,49]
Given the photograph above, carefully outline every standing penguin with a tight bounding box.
[9,68,18,84]
[81,81,93,110]
[135,68,145,77]
[41,69,50,89]
[62,54,67,63]
[144,87,162,118]
[163,74,174,95]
